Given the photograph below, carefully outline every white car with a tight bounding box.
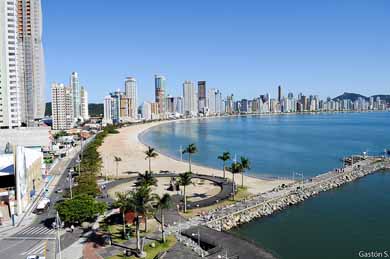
[26,256,45,259]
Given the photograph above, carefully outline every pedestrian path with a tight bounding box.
[20,240,47,256]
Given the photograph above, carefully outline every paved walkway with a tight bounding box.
[182,226,276,259]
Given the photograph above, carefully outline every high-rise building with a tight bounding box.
[183,80,197,116]
[17,0,45,126]
[198,81,206,113]
[0,0,45,128]
[70,72,81,119]
[51,83,73,130]
[226,95,234,114]
[155,75,166,114]
[120,96,132,119]
[80,86,89,120]
[103,96,112,125]
[141,101,152,120]
[207,88,222,115]
[0,0,20,128]
[278,85,282,103]
[125,77,137,118]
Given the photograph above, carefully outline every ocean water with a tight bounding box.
[231,172,390,259]
[140,112,390,259]
[140,112,390,178]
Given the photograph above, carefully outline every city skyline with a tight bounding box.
[42,0,390,104]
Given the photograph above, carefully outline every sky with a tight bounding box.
[42,0,390,103]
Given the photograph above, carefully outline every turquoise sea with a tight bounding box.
[140,112,390,259]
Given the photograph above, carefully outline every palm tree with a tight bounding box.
[144,146,158,173]
[240,157,251,188]
[182,144,197,172]
[217,152,231,179]
[178,172,193,213]
[155,193,171,243]
[136,171,157,187]
[114,192,130,238]
[114,156,122,178]
[127,185,156,255]
[227,162,243,200]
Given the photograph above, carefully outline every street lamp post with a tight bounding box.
[295,172,304,188]
[69,172,73,199]
[179,145,183,161]
[192,228,203,257]
[56,211,62,259]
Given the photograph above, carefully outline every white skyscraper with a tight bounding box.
[70,72,81,119]
[0,0,21,128]
[18,0,46,126]
[207,89,223,115]
[125,77,137,119]
[183,80,197,116]
[80,86,89,120]
[51,83,73,130]
[141,101,152,121]
[103,96,113,125]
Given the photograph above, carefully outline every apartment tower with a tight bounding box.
[154,75,166,114]
[198,81,206,113]
[0,0,20,128]
[51,83,73,130]
[125,77,137,119]
[17,0,45,126]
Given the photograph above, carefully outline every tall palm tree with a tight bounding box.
[114,156,122,178]
[178,172,193,213]
[114,192,129,238]
[227,162,243,200]
[136,171,157,187]
[240,157,251,188]
[155,193,171,243]
[127,185,156,255]
[182,143,197,172]
[144,146,158,173]
[218,152,231,179]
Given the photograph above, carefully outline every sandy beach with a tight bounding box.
[98,120,292,195]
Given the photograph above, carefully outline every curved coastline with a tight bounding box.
[138,118,289,181]
[98,117,293,195]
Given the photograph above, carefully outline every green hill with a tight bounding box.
[333,92,390,103]
[45,102,104,117]
[333,92,368,102]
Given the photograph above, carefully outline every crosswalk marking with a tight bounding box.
[21,240,47,255]
[12,226,55,237]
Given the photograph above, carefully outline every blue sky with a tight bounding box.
[42,0,390,103]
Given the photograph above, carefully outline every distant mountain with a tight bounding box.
[45,102,104,117]
[333,92,369,102]
[372,95,390,103]
[333,92,390,103]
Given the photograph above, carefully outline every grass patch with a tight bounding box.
[181,186,251,218]
[100,223,128,244]
[105,235,176,259]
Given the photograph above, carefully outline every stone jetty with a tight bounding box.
[205,156,390,231]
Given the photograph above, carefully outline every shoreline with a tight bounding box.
[98,118,293,195]
[98,110,387,195]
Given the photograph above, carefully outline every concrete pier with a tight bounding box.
[205,156,390,231]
